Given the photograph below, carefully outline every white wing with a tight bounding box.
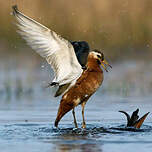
[12,5,82,85]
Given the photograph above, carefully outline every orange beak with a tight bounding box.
[101,59,112,72]
[134,112,150,129]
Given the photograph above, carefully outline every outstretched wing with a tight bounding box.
[12,5,82,85]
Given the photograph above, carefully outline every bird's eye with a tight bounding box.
[97,55,101,59]
[101,53,104,61]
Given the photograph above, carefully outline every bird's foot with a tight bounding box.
[81,122,86,129]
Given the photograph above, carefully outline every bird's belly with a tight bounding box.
[80,73,103,95]
[79,80,101,99]
[63,71,103,106]
[75,74,103,105]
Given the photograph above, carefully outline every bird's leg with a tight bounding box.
[81,102,86,129]
[72,108,78,128]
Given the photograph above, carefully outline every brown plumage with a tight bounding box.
[55,51,111,128]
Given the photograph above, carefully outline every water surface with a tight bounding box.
[0,61,152,152]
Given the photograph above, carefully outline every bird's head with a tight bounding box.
[89,50,112,72]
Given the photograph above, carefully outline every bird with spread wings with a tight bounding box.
[12,5,112,128]
[12,5,88,97]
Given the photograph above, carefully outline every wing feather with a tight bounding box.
[12,5,82,85]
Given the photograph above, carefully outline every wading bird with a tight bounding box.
[12,5,112,128]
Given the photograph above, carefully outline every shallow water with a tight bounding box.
[0,61,152,152]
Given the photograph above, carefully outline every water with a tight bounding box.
[0,60,152,152]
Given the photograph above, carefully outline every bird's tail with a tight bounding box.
[55,99,74,127]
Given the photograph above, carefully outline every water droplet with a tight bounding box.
[147,44,150,48]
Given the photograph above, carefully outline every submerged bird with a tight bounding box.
[119,109,150,129]
[12,5,112,128]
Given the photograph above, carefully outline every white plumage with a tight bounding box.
[12,6,82,91]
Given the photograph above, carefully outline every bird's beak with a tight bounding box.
[101,59,112,72]
[134,112,150,129]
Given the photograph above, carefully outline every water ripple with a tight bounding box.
[0,123,152,142]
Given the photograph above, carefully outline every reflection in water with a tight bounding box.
[55,142,102,152]
[51,133,103,152]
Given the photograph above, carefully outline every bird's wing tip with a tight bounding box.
[12,5,19,15]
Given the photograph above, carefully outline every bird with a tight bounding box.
[54,50,112,128]
[12,5,112,128]
[119,109,150,129]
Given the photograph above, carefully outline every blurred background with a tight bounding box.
[0,0,152,102]
[1,0,152,59]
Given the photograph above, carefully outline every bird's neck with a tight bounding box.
[86,56,103,72]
